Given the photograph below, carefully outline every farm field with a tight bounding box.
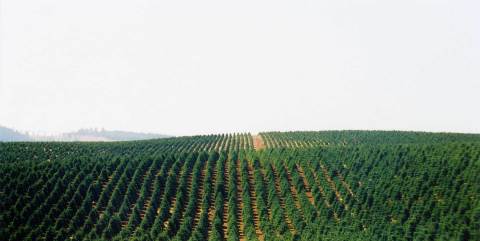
[1,131,479,241]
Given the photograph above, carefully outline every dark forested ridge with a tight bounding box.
[1,131,479,241]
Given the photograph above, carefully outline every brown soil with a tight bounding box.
[282,164,303,213]
[121,203,135,228]
[93,174,113,210]
[222,160,230,238]
[122,170,150,228]
[252,135,266,150]
[283,163,304,222]
[271,165,296,234]
[296,164,315,205]
[320,164,345,206]
[309,166,339,221]
[164,167,188,228]
[192,164,206,228]
[207,168,218,237]
[308,167,331,207]
[236,159,245,241]
[336,172,355,198]
[139,170,160,219]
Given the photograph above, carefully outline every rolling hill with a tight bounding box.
[0,131,479,241]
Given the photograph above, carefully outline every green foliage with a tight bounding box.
[1,131,479,240]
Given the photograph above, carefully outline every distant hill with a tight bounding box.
[0,126,31,142]
[0,126,170,142]
[57,128,170,141]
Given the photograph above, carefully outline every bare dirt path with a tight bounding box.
[252,135,266,150]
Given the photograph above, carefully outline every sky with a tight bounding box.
[1,0,479,136]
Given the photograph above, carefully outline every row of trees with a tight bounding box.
[260,130,480,148]
[258,141,480,240]
[2,131,480,240]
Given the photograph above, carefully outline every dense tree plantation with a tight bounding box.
[1,131,479,240]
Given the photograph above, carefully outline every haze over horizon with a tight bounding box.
[1,0,479,136]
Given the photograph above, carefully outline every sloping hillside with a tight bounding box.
[1,131,479,241]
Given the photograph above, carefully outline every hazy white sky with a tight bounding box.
[1,0,479,136]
